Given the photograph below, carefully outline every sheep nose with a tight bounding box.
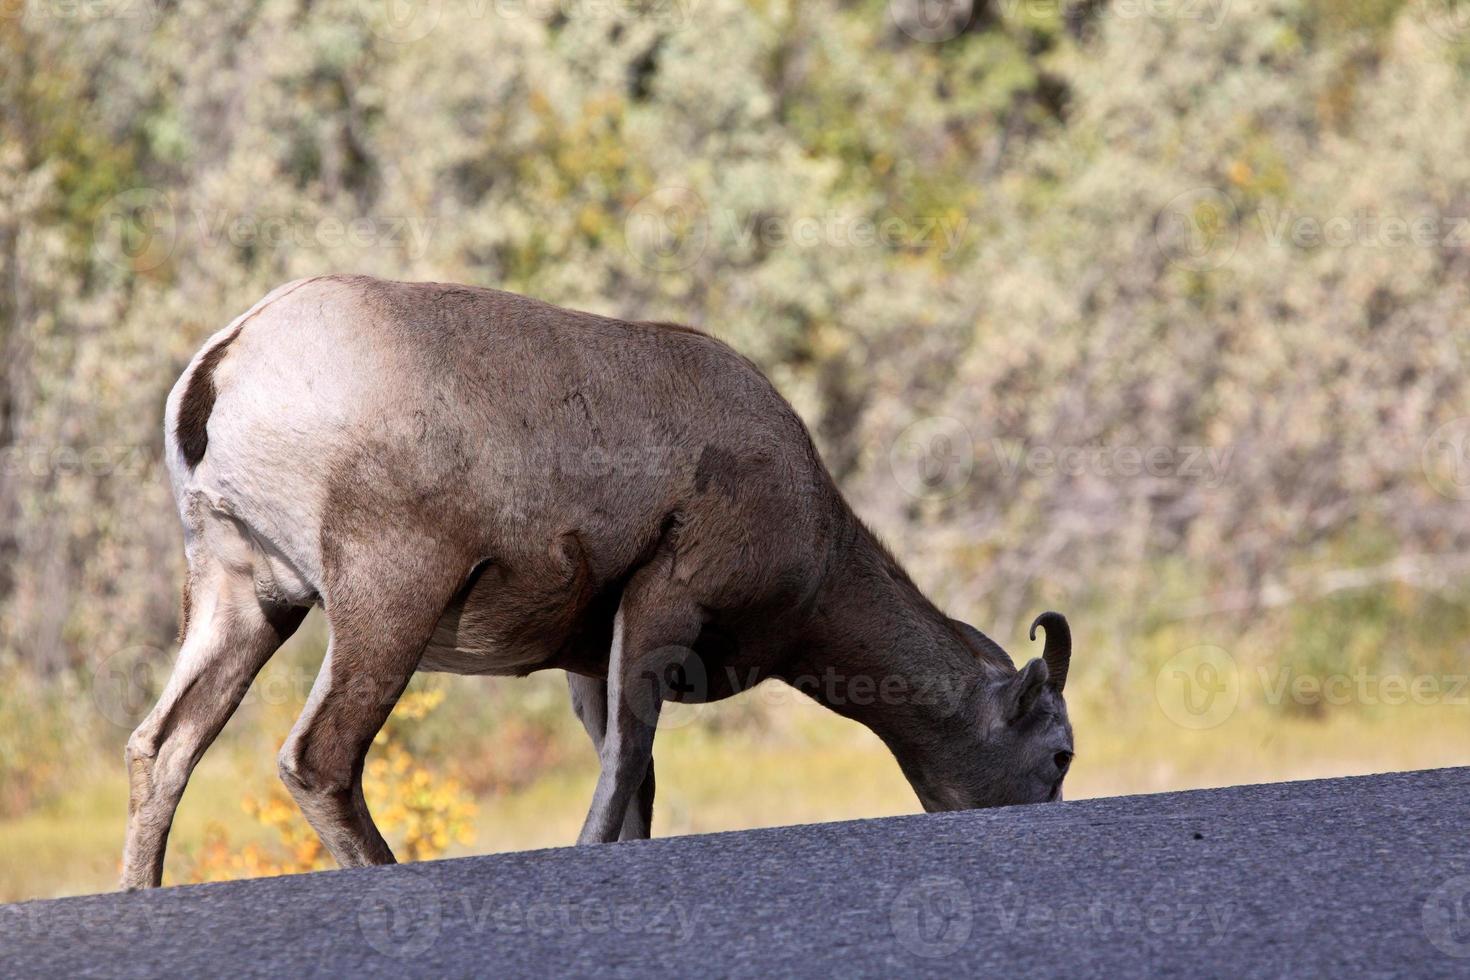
[1054,751,1074,776]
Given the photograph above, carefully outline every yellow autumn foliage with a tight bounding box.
[182,689,476,883]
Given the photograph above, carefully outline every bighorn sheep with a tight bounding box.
[121,275,1074,889]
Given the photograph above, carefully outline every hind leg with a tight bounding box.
[567,673,656,840]
[122,554,306,890]
[276,542,468,868]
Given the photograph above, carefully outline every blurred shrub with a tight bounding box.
[364,689,478,862]
[0,656,92,818]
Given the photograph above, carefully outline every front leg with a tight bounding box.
[578,585,702,845]
[567,672,656,840]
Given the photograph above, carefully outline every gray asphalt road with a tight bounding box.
[5,767,1469,977]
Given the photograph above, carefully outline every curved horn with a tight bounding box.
[1029,611,1071,693]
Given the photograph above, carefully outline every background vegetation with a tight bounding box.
[2,0,1469,900]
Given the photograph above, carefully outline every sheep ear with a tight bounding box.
[1006,659,1050,722]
